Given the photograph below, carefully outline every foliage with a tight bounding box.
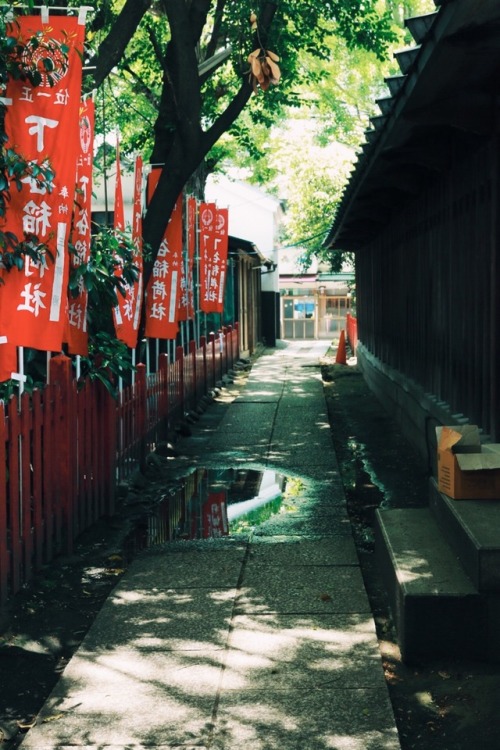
[219,0,438,267]
[0,0,429,392]
[90,0,397,156]
[0,6,62,270]
[0,346,46,401]
[77,330,135,396]
[68,226,140,394]
[69,226,140,333]
[75,0,400,279]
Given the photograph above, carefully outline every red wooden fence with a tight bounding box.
[0,325,239,608]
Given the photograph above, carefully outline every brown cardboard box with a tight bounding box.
[436,425,500,500]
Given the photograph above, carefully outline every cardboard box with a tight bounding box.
[436,425,500,500]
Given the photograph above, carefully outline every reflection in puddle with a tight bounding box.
[133,468,286,548]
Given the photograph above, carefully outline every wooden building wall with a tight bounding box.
[355,136,500,440]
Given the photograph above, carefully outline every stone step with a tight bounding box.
[375,507,484,663]
[429,478,500,592]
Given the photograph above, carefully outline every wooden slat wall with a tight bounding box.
[355,138,498,438]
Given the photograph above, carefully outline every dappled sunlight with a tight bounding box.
[398,549,434,585]
[215,689,400,749]
[221,613,385,691]
[89,646,226,694]
[324,730,400,749]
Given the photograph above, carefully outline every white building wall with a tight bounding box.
[205,174,282,293]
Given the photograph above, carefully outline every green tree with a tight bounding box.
[215,0,437,269]
[84,0,396,285]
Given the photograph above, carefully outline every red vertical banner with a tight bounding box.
[178,195,197,322]
[65,98,94,356]
[112,136,126,338]
[130,154,144,346]
[199,204,229,313]
[144,169,183,340]
[199,202,216,314]
[0,339,17,383]
[202,492,229,538]
[114,155,143,348]
[113,137,125,232]
[214,207,229,314]
[0,14,86,351]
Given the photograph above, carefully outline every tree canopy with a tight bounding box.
[81,0,399,281]
[0,0,436,382]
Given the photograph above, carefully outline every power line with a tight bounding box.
[281,230,330,249]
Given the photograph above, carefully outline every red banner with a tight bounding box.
[199,204,229,313]
[202,492,229,538]
[178,195,196,322]
[114,155,143,348]
[0,339,17,383]
[144,169,182,340]
[199,202,215,313]
[113,138,125,232]
[0,14,85,352]
[213,207,229,314]
[64,98,94,356]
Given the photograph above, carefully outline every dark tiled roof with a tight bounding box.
[326,0,500,250]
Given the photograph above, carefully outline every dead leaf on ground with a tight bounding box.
[17,718,36,730]
[42,712,64,723]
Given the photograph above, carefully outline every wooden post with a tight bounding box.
[136,363,147,472]
[49,355,75,554]
[158,353,169,442]
[177,345,185,416]
[0,402,10,605]
[201,335,208,397]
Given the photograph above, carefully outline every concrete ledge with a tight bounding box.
[356,342,484,476]
[375,507,484,662]
[429,478,500,592]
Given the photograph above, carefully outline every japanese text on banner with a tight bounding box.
[177,195,196,322]
[199,204,228,314]
[114,154,144,349]
[144,168,182,340]
[64,98,94,356]
[0,14,85,351]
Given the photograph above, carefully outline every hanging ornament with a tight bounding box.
[247,13,280,93]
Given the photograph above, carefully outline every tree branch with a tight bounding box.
[202,78,253,154]
[188,0,214,46]
[120,62,159,109]
[92,0,152,89]
[202,1,278,153]
[150,0,206,163]
[205,0,226,60]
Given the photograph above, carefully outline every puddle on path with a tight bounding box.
[128,467,290,549]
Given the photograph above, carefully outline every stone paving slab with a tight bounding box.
[79,586,236,651]
[251,513,354,539]
[248,536,358,565]
[235,565,371,614]
[215,688,400,750]
[19,686,216,748]
[223,612,387,689]
[124,545,247,588]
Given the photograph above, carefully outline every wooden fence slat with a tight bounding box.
[7,395,21,595]
[50,356,75,554]
[20,391,33,584]
[0,403,9,606]
[43,384,55,562]
[32,391,44,571]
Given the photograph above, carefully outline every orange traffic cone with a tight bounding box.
[335,329,347,365]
